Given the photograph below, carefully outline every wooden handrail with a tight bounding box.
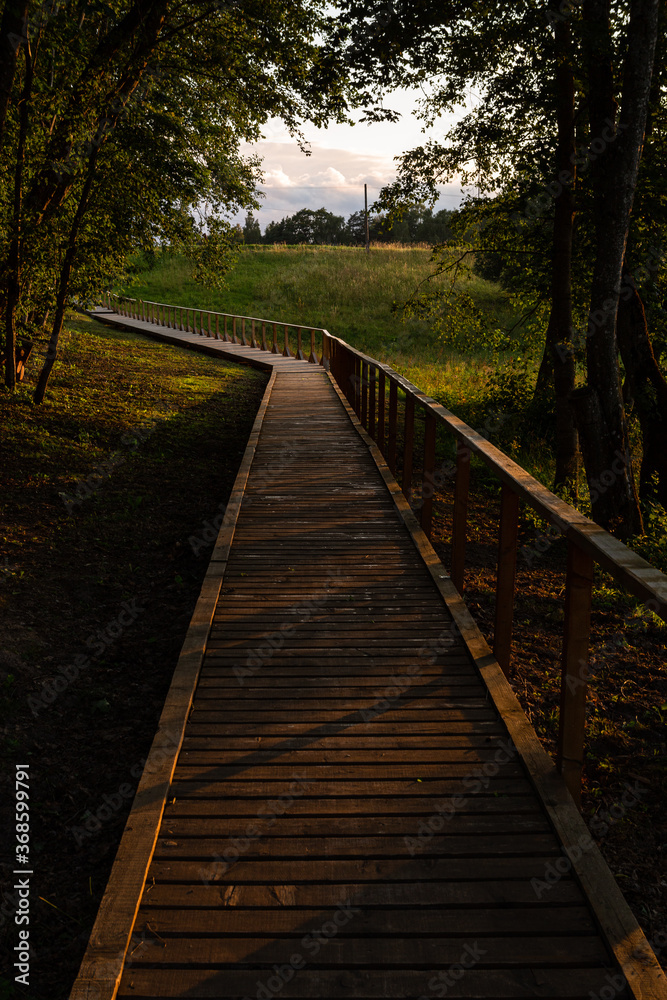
[104,291,667,805]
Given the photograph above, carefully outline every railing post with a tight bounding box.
[250,319,258,348]
[451,442,471,593]
[493,484,520,676]
[387,380,398,474]
[207,312,212,337]
[402,393,415,503]
[368,365,377,440]
[296,328,305,360]
[283,325,292,357]
[321,332,330,369]
[308,330,318,364]
[377,370,386,454]
[272,323,279,354]
[241,318,247,346]
[352,355,361,415]
[361,360,369,429]
[231,317,237,344]
[261,322,268,351]
[557,541,595,808]
[421,409,437,537]
[215,315,219,339]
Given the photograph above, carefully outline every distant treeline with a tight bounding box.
[242,206,454,246]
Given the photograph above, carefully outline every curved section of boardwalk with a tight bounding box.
[70,311,664,1000]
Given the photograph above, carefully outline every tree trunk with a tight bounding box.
[573,0,660,538]
[34,149,99,404]
[0,0,29,145]
[616,268,667,510]
[3,37,31,389]
[546,18,579,494]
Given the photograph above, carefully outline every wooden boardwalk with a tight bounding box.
[70,311,666,1000]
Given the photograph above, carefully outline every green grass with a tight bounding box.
[121,247,522,415]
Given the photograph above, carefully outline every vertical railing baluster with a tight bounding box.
[353,355,361,414]
[451,442,471,593]
[308,330,318,364]
[283,326,292,357]
[215,315,219,339]
[402,394,415,503]
[261,323,268,351]
[421,409,437,537]
[377,370,386,455]
[296,328,305,360]
[557,541,595,807]
[368,365,376,440]
[361,361,369,428]
[388,380,398,474]
[272,324,279,354]
[493,484,520,676]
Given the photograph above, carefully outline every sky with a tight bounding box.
[234,89,470,231]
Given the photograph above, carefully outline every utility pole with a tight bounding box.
[364,183,370,254]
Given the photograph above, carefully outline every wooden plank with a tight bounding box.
[158,813,550,836]
[116,968,627,999]
[145,854,563,882]
[137,878,582,909]
[169,778,531,798]
[132,905,595,937]
[152,834,557,859]
[123,935,607,967]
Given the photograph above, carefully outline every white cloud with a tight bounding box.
[233,87,467,230]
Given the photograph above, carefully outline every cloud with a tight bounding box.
[235,140,463,229]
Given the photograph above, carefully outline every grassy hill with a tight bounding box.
[119,246,526,430]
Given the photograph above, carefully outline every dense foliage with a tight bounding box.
[242,204,454,246]
[0,0,360,397]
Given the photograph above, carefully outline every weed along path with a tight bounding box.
[68,307,667,999]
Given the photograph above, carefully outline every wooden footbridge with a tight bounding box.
[70,297,667,1000]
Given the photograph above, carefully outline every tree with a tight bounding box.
[243,212,262,243]
[569,0,661,536]
[264,207,346,244]
[327,0,666,535]
[1,0,358,398]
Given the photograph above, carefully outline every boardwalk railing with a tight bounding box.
[106,291,667,806]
